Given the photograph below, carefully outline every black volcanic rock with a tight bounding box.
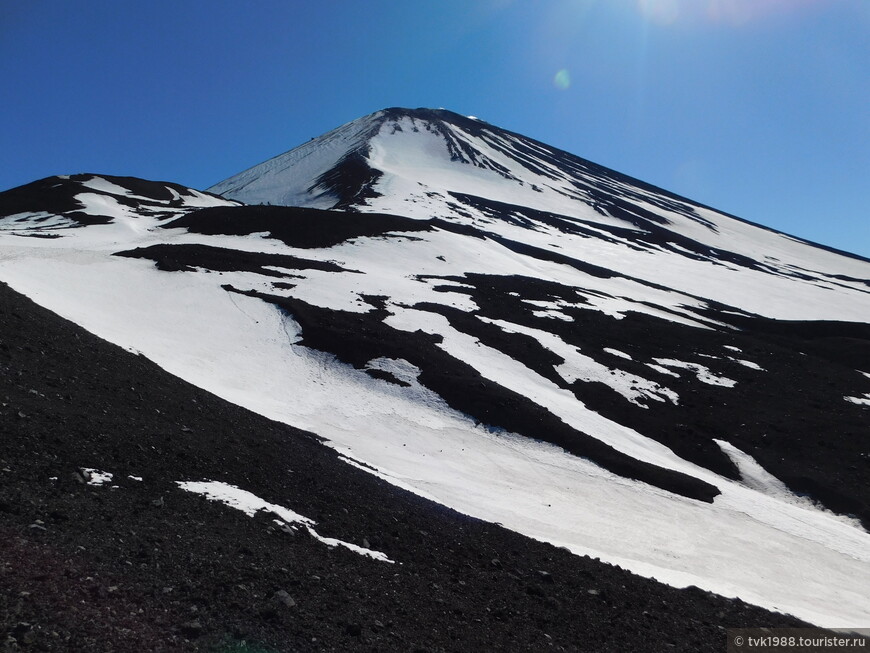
[115,243,352,275]
[163,204,431,248]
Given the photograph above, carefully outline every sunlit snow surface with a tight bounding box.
[176,480,393,562]
[82,468,113,486]
[3,153,870,630]
[846,372,870,406]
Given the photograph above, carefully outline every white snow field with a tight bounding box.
[1,171,869,629]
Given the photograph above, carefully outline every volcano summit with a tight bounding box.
[1,108,868,644]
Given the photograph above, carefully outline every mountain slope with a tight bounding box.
[1,109,869,629]
[4,280,811,651]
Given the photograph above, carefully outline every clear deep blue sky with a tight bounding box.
[2,0,868,256]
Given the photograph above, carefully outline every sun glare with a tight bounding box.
[637,0,824,26]
[637,0,680,26]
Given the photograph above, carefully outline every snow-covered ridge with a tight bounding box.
[208,112,387,208]
[0,173,237,234]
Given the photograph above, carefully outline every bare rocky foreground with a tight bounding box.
[0,280,810,651]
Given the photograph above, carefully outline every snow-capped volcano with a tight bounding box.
[2,109,869,630]
[210,107,870,323]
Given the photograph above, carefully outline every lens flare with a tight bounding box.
[553,69,571,90]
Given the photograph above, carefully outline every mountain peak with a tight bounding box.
[208,106,700,223]
[208,106,497,209]
[208,105,572,211]
[379,106,489,126]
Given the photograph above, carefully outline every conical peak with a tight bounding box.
[206,107,496,208]
[206,107,752,248]
[206,104,643,216]
[371,108,504,145]
[378,107,487,127]
[317,107,479,138]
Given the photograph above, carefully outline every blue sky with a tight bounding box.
[2,0,868,256]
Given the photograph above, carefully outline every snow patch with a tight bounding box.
[653,359,736,387]
[176,480,394,563]
[481,317,678,408]
[532,309,572,321]
[364,357,421,386]
[645,363,681,378]
[732,358,764,371]
[82,468,113,486]
[604,348,632,360]
[0,211,75,231]
[713,440,795,501]
[79,176,142,198]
